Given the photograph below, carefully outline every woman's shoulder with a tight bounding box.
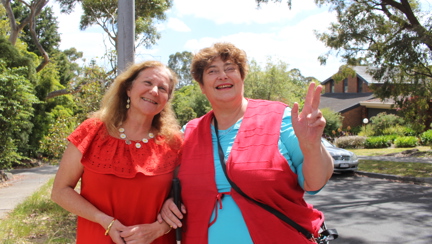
[68,118,105,148]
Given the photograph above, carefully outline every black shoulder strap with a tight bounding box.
[213,117,314,240]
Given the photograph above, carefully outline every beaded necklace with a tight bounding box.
[118,127,154,148]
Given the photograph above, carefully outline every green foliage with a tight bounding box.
[364,135,395,148]
[27,62,73,156]
[357,123,375,137]
[321,108,343,139]
[168,51,193,89]
[38,62,106,158]
[73,67,107,123]
[0,36,36,77]
[172,83,211,126]
[19,5,61,56]
[0,5,9,36]
[394,136,418,148]
[313,0,432,132]
[382,125,416,136]
[369,112,404,136]
[419,130,432,146]
[334,136,366,149]
[52,48,83,86]
[57,0,173,51]
[40,108,75,159]
[392,95,429,133]
[244,59,308,104]
[0,60,39,168]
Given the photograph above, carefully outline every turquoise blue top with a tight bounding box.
[183,107,318,243]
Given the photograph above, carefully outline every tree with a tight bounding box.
[0,61,39,168]
[171,83,211,126]
[20,5,61,57]
[1,0,51,71]
[256,0,432,132]
[168,51,193,89]
[0,4,10,36]
[56,0,172,63]
[245,58,310,106]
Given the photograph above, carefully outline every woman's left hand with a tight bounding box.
[291,82,325,146]
[291,82,333,191]
[120,221,169,244]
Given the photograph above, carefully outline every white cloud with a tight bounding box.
[181,9,341,80]
[166,18,191,32]
[174,0,317,24]
[51,0,343,80]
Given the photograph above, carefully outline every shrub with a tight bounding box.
[321,108,343,139]
[357,124,374,137]
[364,136,393,148]
[394,136,418,148]
[370,112,405,136]
[382,125,416,136]
[420,130,432,146]
[334,136,366,148]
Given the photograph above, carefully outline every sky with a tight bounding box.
[51,0,346,81]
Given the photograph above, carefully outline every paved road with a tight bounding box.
[306,173,432,244]
[0,164,58,219]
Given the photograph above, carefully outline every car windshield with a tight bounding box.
[321,138,335,148]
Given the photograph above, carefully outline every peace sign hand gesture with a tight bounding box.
[291,82,326,148]
[290,82,333,191]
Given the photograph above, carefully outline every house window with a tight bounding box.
[344,78,348,93]
[358,79,363,93]
[330,80,334,93]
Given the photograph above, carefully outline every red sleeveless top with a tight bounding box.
[68,118,180,244]
[178,99,324,244]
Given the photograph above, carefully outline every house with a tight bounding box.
[319,66,396,129]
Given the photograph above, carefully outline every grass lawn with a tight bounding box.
[349,145,432,179]
[349,146,432,157]
[0,178,76,244]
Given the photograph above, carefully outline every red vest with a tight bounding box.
[178,99,324,244]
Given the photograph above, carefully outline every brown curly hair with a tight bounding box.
[191,42,249,84]
[92,60,181,147]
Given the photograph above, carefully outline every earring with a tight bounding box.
[126,97,130,109]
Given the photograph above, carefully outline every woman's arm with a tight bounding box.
[51,142,126,243]
[291,83,334,191]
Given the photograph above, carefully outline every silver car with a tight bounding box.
[321,138,359,173]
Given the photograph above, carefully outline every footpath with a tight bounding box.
[0,164,58,219]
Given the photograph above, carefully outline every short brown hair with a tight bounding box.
[191,42,248,84]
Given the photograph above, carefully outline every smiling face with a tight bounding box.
[199,57,245,106]
[126,67,171,118]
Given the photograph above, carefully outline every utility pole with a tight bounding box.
[117,0,135,74]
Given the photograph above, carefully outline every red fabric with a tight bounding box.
[178,99,324,244]
[68,118,179,244]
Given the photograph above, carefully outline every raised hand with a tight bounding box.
[291,82,326,147]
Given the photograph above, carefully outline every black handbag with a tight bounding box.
[213,117,338,244]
